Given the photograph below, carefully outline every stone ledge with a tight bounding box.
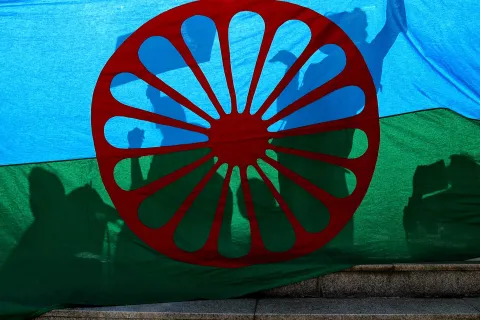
[258,278,319,298]
[39,299,256,320]
[320,270,480,298]
[346,264,480,272]
[257,264,480,298]
[38,298,480,320]
[256,298,480,320]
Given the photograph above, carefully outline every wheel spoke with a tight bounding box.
[253,163,305,234]
[202,165,233,252]
[261,156,338,207]
[217,21,238,114]
[256,15,356,119]
[240,167,264,251]
[106,142,211,160]
[266,70,350,125]
[269,113,365,139]
[255,35,322,117]
[244,25,277,115]
[131,153,214,200]
[163,161,223,234]
[129,60,215,123]
[269,145,358,171]
[109,98,209,135]
[169,36,226,117]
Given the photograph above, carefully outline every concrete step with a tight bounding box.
[255,264,480,298]
[39,298,480,319]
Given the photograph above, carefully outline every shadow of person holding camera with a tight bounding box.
[0,167,117,309]
[404,154,480,261]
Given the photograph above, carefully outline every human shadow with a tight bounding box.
[268,0,407,250]
[0,167,118,307]
[404,155,480,261]
[111,15,216,87]
[235,178,296,254]
[113,86,233,294]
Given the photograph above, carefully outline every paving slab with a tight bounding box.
[255,298,480,320]
[38,298,480,320]
[465,298,480,312]
[40,299,256,320]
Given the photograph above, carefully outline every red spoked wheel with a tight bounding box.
[91,0,380,268]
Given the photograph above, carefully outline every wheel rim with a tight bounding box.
[91,0,380,268]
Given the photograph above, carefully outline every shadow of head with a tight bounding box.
[28,168,65,218]
[146,85,187,129]
[326,8,368,45]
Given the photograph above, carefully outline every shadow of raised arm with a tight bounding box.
[370,0,407,60]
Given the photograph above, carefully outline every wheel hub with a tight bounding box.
[209,113,270,167]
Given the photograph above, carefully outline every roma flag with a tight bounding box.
[1,0,479,318]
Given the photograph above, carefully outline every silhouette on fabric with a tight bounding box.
[114,85,233,288]
[112,15,216,87]
[269,0,407,248]
[0,168,117,306]
[404,155,480,261]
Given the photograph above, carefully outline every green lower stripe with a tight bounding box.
[1,108,480,319]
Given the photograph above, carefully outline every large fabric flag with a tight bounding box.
[1,0,480,318]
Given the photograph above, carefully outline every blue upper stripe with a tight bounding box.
[1,0,479,165]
